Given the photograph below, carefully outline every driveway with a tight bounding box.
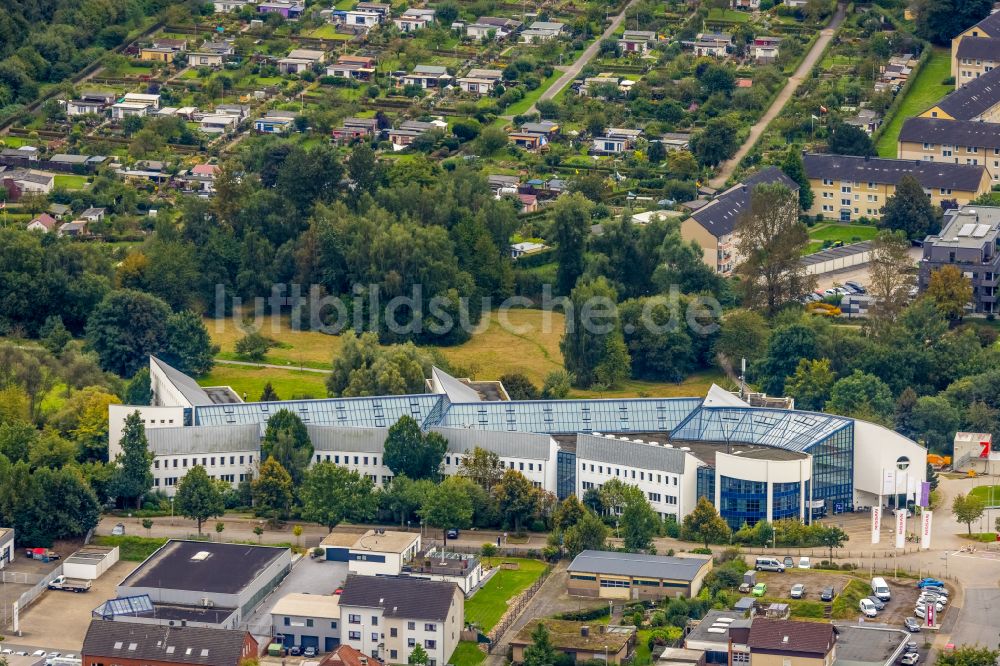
[709,4,847,188]
[241,555,348,641]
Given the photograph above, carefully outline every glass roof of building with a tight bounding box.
[195,394,443,429]
[669,406,852,452]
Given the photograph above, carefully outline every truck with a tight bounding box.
[47,575,91,593]
[25,548,60,562]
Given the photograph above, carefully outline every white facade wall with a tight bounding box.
[312,450,394,487]
[341,608,456,666]
[441,451,552,491]
[576,455,687,520]
[852,420,928,507]
[0,529,13,569]
[714,453,812,523]
[108,405,186,460]
[151,448,258,495]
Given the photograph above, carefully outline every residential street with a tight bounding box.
[709,3,847,188]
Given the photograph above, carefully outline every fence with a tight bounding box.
[487,566,552,652]
[11,565,64,634]
[1,571,43,585]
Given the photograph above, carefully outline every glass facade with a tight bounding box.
[195,395,442,428]
[671,407,852,452]
[696,466,715,503]
[805,425,854,514]
[719,476,767,529]
[556,449,576,499]
[772,481,801,521]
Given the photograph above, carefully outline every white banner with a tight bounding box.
[907,475,918,501]
[882,469,896,496]
[898,508,908,545]
[871,505,881,544]
[921,511,933,550]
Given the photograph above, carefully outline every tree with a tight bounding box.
[879,175,940,240]
[39,315,71,356]
[927,462,939,491]
[253,524,264,542]
[552,495,586,531]
[734,183,815,314]
[235,332,271,361]
[827,371,894,423]
[910,396,961,453]
[215,521,225,540]
[259,382,279,402]
[522,623,558,666]
[85,290,171,376]
[262,410,313,486]
[563,509,608,557]
[621,496,659,551]
[828,123,876,156]
[691,116,739,166]
[384,416,447,481]
[681,497,731,548]
[780,147,813,210]
[755,324,819,395]
[420,476,474,541]
[715,310,770,367]
[926,265,973,321]
[817,525,848,561]
[541,370,573,399]
[952,492,986,535]
[293,525,303,547]
[125,368,152,406]
[142,518,153,537]
[551,193,593,295]
[326,331,435,397]
[162,310,217,376]
[494,469,539,532]
[174,465,225,536]
[112,411,153,509]
[560,277,622,388]
[784,359,835,411]
[916,0,992,45]
[499,373,539,400]
[458,447,504,490]
[300,462,377,532]
[594,331,631,389]
[867,230,916,333]
[408,644,430,666]
[253,458,293,525]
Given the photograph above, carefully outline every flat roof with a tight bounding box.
[271,593,341,619]
[801,241,874,266]
[568,550,711,580]
[352,529,419,554]
[120,540,288,595]
[512,620,634,651]
[685,610,749,645]
[66,546,117,566]
[321,532,360,548]
[833,624,909,666]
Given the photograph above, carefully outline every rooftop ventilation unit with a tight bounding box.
[190,551,211,562]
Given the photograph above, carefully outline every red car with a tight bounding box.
[334,588,343,595]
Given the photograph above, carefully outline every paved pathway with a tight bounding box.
[215,358,331,373]
[525,0,640,115]
[708,4,847,188]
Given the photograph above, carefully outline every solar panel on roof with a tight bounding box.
[974,224,991,237]
[959,223,977,236]
[707,627,727,634]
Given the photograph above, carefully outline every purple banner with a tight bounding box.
[919,481,931,507]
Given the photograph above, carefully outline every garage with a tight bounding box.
[300,635,320,650]
[321,533,357,562]
[325,547,350,562]
[63,545,120,580]
[325,637,339,651]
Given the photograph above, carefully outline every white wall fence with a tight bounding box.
[11,565,65,634]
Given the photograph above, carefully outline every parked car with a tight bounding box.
[111,523,125,536]
[904,617,921,632]
[752,583,767,597]
[289,647,301,657]
[303,647,317,658]
[921,585,948,596]
[798,557,811,569]
[905,642,919,653]
[900,653,919,666]
[845,281,866,293]
[913,605,926,619]
[918,578,945,589]
[790,584,806,599]
[783,556,794,568]
[920,591,947,605]
[446,528,460,539]
[866,595,886,610]
[916,598,944,612]
[820,587,835,602]
[859,599,878,617]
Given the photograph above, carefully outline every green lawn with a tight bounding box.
[93,535,168,561]
[969,485,1000,506]
[465,558,548,631]
[450,641,486,666]
[707,8,749,22]
[54,174,90,190]
[308,24,354,39]
[505,71,563,116]
[199,364,330,401]
[808,223,879,243]
[831,579,870,619]
[876,48,953,157]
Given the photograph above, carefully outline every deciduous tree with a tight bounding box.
[253,458,293,525]
[551,193,593,295]
[384,416,447,481]
[112,411,153,509]
[458,447,503,490]
[681,496,731,548]
[420,476,473,541]
[784,358,835,411]
[926,265,973,321]
[300,462,377,532]
[879,175,940,240]
[563,509,608,557]
[174,465,225,536]
[493,469,539,532]
[262,410,313,486]
[867,230,916,334]
[952,492,986,535]
[85,290,170,376]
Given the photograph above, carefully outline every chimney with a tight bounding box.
[581,626,590,637]
[782,636,789,644]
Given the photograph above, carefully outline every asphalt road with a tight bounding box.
[709,3,847,188]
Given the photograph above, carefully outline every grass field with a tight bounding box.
[505,71,563,116]
[203,311,730,399]
[707,8,749,22]
[805,223,880,254]
[876,48,952,157]
[54,174,89,190]
[969,485,1000,506]
[93,535,168,561]
[831,578,870,619]
[450,641,486,666]
[308,24,354,39]
[465,558,548,631]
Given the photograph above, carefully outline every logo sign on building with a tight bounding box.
[871,505,881,544]
[895,509,906,549]
[926,602,935,628]
[921,511,933,550]
[882,469,896,496]
[981,440,991,458]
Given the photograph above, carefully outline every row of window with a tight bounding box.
[921,143,1000,155]
[579,463,678,485]
[282,617,337,629]
[346,616,437,633]
[155,473,248,487]
[154,454,253,470]
[315,454,379,466]
[445,455,544,474]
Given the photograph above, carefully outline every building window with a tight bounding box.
[349,615,361,624]
[408,622,416,630]
[425,623,437,631]
[425,640,437,649]
[372,616,378,626]
[349,631,361,641]
[372,633,379,642]
[284,618,290,626]
[391,651,398,660]
[306,619,313,627]
[391,628,398,638]
[408,639,416,648]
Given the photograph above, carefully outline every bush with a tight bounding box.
[690,547,713,555]
[557,606,610,621]
[235,332,272,361]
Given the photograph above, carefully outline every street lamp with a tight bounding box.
[170,496,174,518]
[604,645,609,662]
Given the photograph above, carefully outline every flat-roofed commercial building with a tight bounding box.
[271,592,342,653]
[919,205,1000,314]
[567,550,713,600]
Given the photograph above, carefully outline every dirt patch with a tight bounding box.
[14,560,138,652]
[756,569,852,600]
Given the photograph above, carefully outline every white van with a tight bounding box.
[859,598,878,617]
[755,557,785,572]
[871,577,891,601]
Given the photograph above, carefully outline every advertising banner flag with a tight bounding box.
[907,475,918,501]
[921,511,933,550]
[882,469,896,496]
[895,509,906,549]
[871,505,881,544]
[919,482,931,508]
[926,602,935,627]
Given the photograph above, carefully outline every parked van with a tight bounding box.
[859,598,878,617]
[755,557,785,572]
[871,577,891,601]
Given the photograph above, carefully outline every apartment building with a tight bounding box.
[919,205,1000,314]
[920,65,1000,122]
[898,116,1000,181]
[338,576,464,666]
[951,11,1000,85]
[802,153,991,221]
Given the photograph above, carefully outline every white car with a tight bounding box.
[920,592,947,605]
[32,651,45,657]
[914,605,926,618]
[860,599,878,617]
[916,599,945,612]
[799,557,811,569]
[790,583,806,598]
[0,649,12,655]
